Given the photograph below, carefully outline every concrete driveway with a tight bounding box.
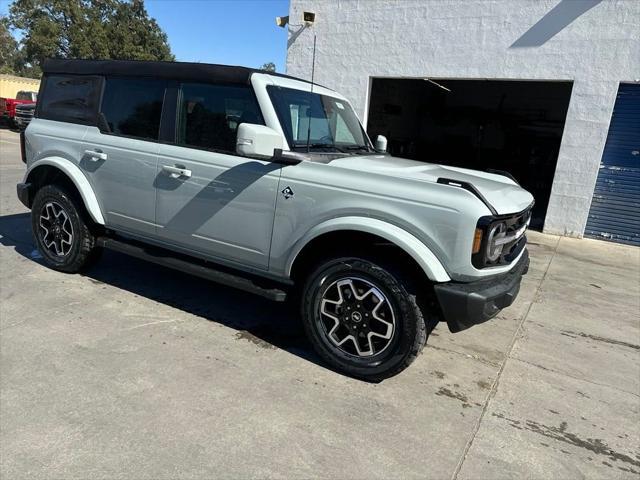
[1,128,639,479]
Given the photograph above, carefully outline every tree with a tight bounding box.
[106,0,174,61]
[0,16,19,74]
[260,62,276,72]
[8,0,173,73]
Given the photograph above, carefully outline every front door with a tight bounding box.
[155,82,281,270]
[81,77,167,237]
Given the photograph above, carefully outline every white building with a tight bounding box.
[286,0,640,245]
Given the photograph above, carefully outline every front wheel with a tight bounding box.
[301,257,432,381]
[31,184,100,273]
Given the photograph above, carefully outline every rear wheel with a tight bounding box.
[31,184,100,272]
[301,256,435,381]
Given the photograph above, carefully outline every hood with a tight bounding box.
[328,154,534,215]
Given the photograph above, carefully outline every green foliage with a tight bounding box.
[0,16,19,74]
[260,62,276,72]
[7,0,174,74]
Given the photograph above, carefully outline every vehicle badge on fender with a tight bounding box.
[281,186,294,199]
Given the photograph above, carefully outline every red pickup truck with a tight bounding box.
[0,91,37,127]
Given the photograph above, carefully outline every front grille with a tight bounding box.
[498,208,532,263]
[473,204,533,269]
[15,109,34,119]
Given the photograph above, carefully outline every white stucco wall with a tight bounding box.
[286,0,640,237]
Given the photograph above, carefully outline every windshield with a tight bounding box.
[267,86,371,152]
[16,92,36,101]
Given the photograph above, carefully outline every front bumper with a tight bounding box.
[434,249,530,333]
[15,116,32,127]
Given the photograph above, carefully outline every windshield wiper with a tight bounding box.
[293,143,347,153]
[343,145,372,153]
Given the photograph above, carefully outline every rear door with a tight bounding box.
[154,81,281,270]
[81,77,166,237]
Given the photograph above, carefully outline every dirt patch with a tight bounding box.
[492,413,640,468]
[234,331,277,350]
[436,387,472,408]
[477,379,492,390]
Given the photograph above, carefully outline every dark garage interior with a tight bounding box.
[366,79,574,229]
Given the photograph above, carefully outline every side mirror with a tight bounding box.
[374,135,388,153]
[236,123,284,159]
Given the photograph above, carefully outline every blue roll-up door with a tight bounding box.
[585,83,640,246]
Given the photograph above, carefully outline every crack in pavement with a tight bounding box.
[560,330,640,351]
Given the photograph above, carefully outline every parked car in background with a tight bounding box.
[17,59,533,380]
[0,91,37,128]
[14,103,36,130]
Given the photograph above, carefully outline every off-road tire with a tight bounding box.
[31,184,100,273]
[301,256,436,381]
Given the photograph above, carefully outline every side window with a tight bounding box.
[38,75,101,124]
[100,77,167,141]
[177,83,264,153]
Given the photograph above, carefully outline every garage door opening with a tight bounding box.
[366,79,573,229]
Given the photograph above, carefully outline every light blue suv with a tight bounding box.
[17,59,533,380]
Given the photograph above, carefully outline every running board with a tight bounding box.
[96,237,288,302]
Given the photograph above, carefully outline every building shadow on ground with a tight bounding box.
[0,212,331,372]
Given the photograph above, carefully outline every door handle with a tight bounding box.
[162,165,192,179]
[84,149,107,161]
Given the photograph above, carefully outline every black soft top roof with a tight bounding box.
[42,58,311,85]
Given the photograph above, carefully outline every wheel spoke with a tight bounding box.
[61,217,73,237]
[43,204,53,220]
[321,300,341,335]
[53,238,64,256]
[39,220,49,237]
[372,301,394,331]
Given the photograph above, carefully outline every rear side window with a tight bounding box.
[38,75,101,124]
[99,77,167,141]
[177,83,264,153]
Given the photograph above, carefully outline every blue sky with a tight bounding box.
[1,0,290,72]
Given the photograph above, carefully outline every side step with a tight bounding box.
[96,237,288,302]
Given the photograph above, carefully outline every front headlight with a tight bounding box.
[486,222,507,262]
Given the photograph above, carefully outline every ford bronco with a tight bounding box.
[17,59,533,380]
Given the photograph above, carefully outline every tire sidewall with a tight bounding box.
[302,257,422,379]
[31,185,86,270]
